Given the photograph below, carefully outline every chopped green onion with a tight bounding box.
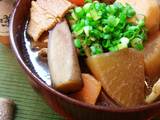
[74,39,82,48]
[68,1,147,56]
[90,44,103,55]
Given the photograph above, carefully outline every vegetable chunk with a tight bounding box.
[144,32,160,81]
[48,20,83,93]
[70,73,101,105]
[116,0,160,34]
[86,48,145,107]
[145,78,160,103]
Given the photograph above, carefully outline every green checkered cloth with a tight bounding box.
[0,44,63,120]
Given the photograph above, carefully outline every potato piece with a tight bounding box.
[86,48,145,107]
[70,73,101,105]
[116,0,160,34]
[144,32,160,81]
[48,20,83,93]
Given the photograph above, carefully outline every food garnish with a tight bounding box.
[68,0,147,56]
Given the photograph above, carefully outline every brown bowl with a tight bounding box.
[9,0,160,119]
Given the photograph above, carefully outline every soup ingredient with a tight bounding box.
[38,48,47,61]
[48,20,82,93]
[69,0,84,6]
[144,32,160,81]
[27,0,73,41]
[68,1,147,56]
[100,0,115,4]
[145,78,160,103]
[70,73,101,104]
[116,0,160,34]
[31,32,48,50]
[86,48,145,107]
[96,91,119,108]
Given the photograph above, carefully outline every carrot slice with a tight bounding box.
[68,0,84,6]
[70,73,101,105]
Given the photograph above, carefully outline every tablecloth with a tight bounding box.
[0,44,63,120]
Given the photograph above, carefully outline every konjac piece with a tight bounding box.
[116,0,160,34]
[144,32,160,81]
[48,20,83,93]
[86,48,145,107]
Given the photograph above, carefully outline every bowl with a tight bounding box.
[9,0,160,119]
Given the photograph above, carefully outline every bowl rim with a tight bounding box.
[9,0,160,114]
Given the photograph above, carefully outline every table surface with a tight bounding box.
[0,44,63,120]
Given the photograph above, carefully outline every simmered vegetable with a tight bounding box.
[69,0,84,6]
[144,32,160,81]
[86,48,145,107]
[145,78,160,103]
[70,73,101,104]
[48,20,83,93]
[116,0,160,34]
[68,1,147,56]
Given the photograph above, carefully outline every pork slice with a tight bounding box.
[27,0,73,41]
[48,20,83,93]
[37,0,73,18]
[27,1,57,41]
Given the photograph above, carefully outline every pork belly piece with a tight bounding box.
[87,48,145,107]
[27,1,57,41]
[31,32,48,49]
[37,0,73,19]
[48,20,83,93]
[27,0,73,41]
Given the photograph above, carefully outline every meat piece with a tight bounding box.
[86,48,145,107]
[144,32,160,81]
[27,0,73,41]
[37,0,73,19]
[31,32,48,50]
[48,20,82,93]
[38,48,47,61]
[116,0,160,34]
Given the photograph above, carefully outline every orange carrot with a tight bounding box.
[70,73,101,105]
[68,0,84,6]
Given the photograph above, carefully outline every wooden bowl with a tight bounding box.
[9,0,160,119]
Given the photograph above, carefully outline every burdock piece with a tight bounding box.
[0,98,15,120]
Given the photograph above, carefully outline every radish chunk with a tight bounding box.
[116,0,160,34]
[70,73,101,105]
[48,20,83,93]
[144,32,160,81]
[87,48,145,107]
